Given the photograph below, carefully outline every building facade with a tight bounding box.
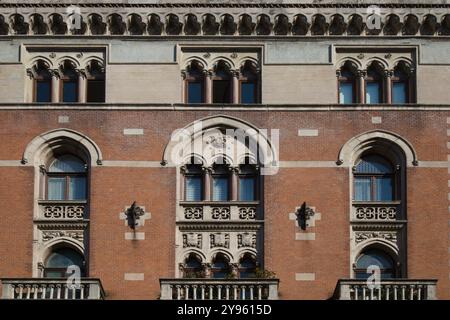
[0,0,449,300]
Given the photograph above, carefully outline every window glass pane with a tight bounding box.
[69,177,87,200]
[354,177,371,201]
[87,80,105,103]
[366,82,381,104]
[213,80,231,103]
[49,155,86,173]
[393,82,407,104]
[375,177,393,201]
[36,81,51,102]
[239,177,255,201]
[213,177,229,201]
[187,81,203,103]
[63,80,78,102]
[45,271,65,278]
[48,177,66,200]
[241,82,256,104]
[46,248,84,268]
[185,176,202,201]
[355,155,393,174]
[339,82,354,104]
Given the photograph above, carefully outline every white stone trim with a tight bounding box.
[371,117,382,124]
[124,273,145,281]
[125,232,145,240]
[295,233,315,241]
[298,129,318,137]
[123,128,144,135]
[58,116,70,123]
[295,273,315,281]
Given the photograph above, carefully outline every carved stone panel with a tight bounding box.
[355,231,397,245]
[183,233,202,248]
[211,207,230,220]
[238,232,257,249]
[210,233,230,248]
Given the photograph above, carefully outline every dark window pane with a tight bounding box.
[366,82,381,104]
[187,81,203,103]
[339,82,354,104]
[241,82,256,104]
[239,177,255,201]
[375,177,393,201]
[87,80,105,102]
[213,177,229,201]
[69,176,87,200]
[213,80,231,103]
[63,81,78,102]
[393,82,407,104]
[185,176,202,201]
[48,177,66,200]
[354,177,371,201]
[36,81,51,102]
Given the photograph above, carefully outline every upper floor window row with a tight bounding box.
[183,59,260,104]
[338,60,415,105]
[28,59,105,103]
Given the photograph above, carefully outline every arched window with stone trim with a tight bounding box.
[46,154,87,201]
[211,253,231,279]
[183,159,204,202]
[365,62,385,104]
[60,60,79,103]
[182,253,204,278]
[184,60,205,103]
[354,247,396,279]
[32,60,52,103]
[338,61,358,104]
[238,161,258,201]
[44,247,85,278]
[211,160,231,202]
[212,60,232,104]
[392,61,413,104]
[86,60,105,103]
[239,253,257,278]
[239,60,259,104]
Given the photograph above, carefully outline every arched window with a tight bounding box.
[44,247,85,278]
[60,61,79,103]
[212,61,232,104]
[365,63,384,104]
[47,155,87,200]
[354,248,395,279]
[184,162,204,201]
[239,61,259,104]
[354,155,394,201]
[239,254,257,278]
[185,60,205,103]
[33,61,52,103]
[212,162,230,201]
[211,253,230,279]
[86,60,105,103]
[338,61,358,104]
[183,253,204,278]
[392,62,411,104]
[238,162,258,201]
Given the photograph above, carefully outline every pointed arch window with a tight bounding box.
[183,253,204,278]
[392,62,412,104]
[354,248,396,279]
[44,247,85,278]
[354,155,395,201]
[33,61,52,103]
[47,155,87,201]
[60,61,79,103]
[338,61,358,104]
[239,254,257,278]
[212,61,232,104]
[238,163,258,201]
[184,162,204,201]
[185,60,205,104]
[365,63,384,104]
[211,253,230,279]
[212,162,230,201]
[239,61,259,104]
[86,60,105,103]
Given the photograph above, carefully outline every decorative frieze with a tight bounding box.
[42,230,83,243]
[183,233,202,249]
[238,207,256,220]
[42,204,85,220]
[237,233,256,249]
[210,233,230,249]
[184,207,203,220]
[211,207,230,220]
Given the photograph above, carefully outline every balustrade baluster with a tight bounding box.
[56,285,61,299]
[18,284,23,299]
[25,285,31,299]
[257,286,262,300]
[185,285,190,300]
[193,285,198,300]
[225,286,230,300]
[201,285,206,300]
[401,285,406,300]
[209,286,213,300]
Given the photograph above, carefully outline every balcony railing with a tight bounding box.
[351,201,402,222]
[1,278,104,300]
[160,278,279,300]
[334,279,437,300]
[179,201,259,221]
[37,200,87,221]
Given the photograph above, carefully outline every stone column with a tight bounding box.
[204,167,211,201]
[385,70,393,104]
[204,70,213,104]
[357,70,366,104]
[25,68,34,103]
[231,167,239,201]
[50,69,61,103]
[77,69,87,103]
[232,70,240,104]
[181,70,187,103]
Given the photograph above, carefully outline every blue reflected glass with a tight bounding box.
[36,81,51,102]
[69,177,87,200]
[185,176,202,201]
[213,177,229,201]
[241,82,256,104]
[375,177,393,201]
[63,81,78,102]
[354,177,371,201]
[366,82,381,104]
[188,82,203,103]
[339,82,354,104]
[239,177,255,201]
[393,82,407,104]
[47,177,66,200]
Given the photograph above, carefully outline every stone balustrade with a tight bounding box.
[179,202,259,221]
[37,200,86,221]
[334,279,437,300]
[160,278,279,300]
[352,202,401,221]
[1,278,105,300]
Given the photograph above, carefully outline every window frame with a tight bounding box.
[338,70,357,104]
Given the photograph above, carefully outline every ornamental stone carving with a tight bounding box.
[183,233,202,248]
[210,233,230,248]
[42,230,84,243]
[355,231,397,245]
[238,233,256,249]
[238,207,256,220]
[211,207,230,220]
[43,205,84,219]
[355,206,397,220]
[184,207,203,220]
